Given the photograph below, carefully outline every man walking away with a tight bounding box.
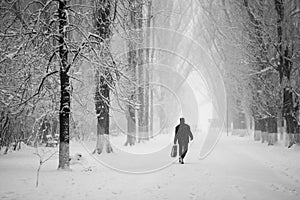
[174,118,193,164]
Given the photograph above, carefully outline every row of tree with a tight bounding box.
[0,0,155,169]
[197,0,300,145]
[2,0,188,169]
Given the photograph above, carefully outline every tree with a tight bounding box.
[57,0,70,169]
[119,0,153,145]
[0,0,60,153]
[196,0,300,146]
[92,0,115,154]
[0,0,122,165]
[276,0,300,146]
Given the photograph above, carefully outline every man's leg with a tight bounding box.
[178,144,182,163]
[181,143,188,160]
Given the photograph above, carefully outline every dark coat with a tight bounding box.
[174,123,193,145]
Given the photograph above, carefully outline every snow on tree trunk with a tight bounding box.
[126,0,140,144]
[136,0,151,142]
[260,118,267,144]
[94,74,112,154]
[275,0,298,144]
[94,116,112,154]
[58,0,70,170]
[93,0,113,154]
[267,117,277,145]
[254,117,262,141]
[125,102,136,146]
[94,120,104,154]
[144,0,152,139]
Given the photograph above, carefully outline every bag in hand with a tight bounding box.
[170,144,177,157]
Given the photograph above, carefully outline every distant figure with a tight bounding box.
[174,118,193,164]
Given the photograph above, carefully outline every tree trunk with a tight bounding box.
[254,117,262,141]
[136,1,144,142]
[125,104,136,146]
[58,0,70,170]
[274,0,284,83]
[94,73,112,154]
[283,87,297,146]
[93,0,113,154]
[149,86,153,138]
[274,0,296,145]
[126,0,152,143]
[126,41,137,145]
[149,7,155,138]
[260,118,267,143]
[127,0,140,144]
[267,117,277,145]
[145,0,152,139]
[94,113,112,154]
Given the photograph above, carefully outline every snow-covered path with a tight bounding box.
[0,135,300,200]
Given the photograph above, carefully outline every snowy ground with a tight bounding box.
[0,133,300,200]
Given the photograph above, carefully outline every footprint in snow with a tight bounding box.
[270,183,279,191]
[189,192,197,199]
[232,185,247,199]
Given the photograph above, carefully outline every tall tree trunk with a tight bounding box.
[244,0,280,140]
[125,99,136,146]
[136,0,144,142]
[260,118,267,143]
[275,0,297,146]
[126,0,152,143]
[267,117,278,145]
[274,0,284,83]
[126,0,139,144]
[58,0,70,170]
[94,72,112,153]
[135,0,151,142]
[254,117,262,141]
[93,0,113,154]
[149,8,156,138]
[243,0,266,130]
[125,37,137,145]
[145,0,152,139]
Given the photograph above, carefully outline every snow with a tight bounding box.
[0,133,300,200]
